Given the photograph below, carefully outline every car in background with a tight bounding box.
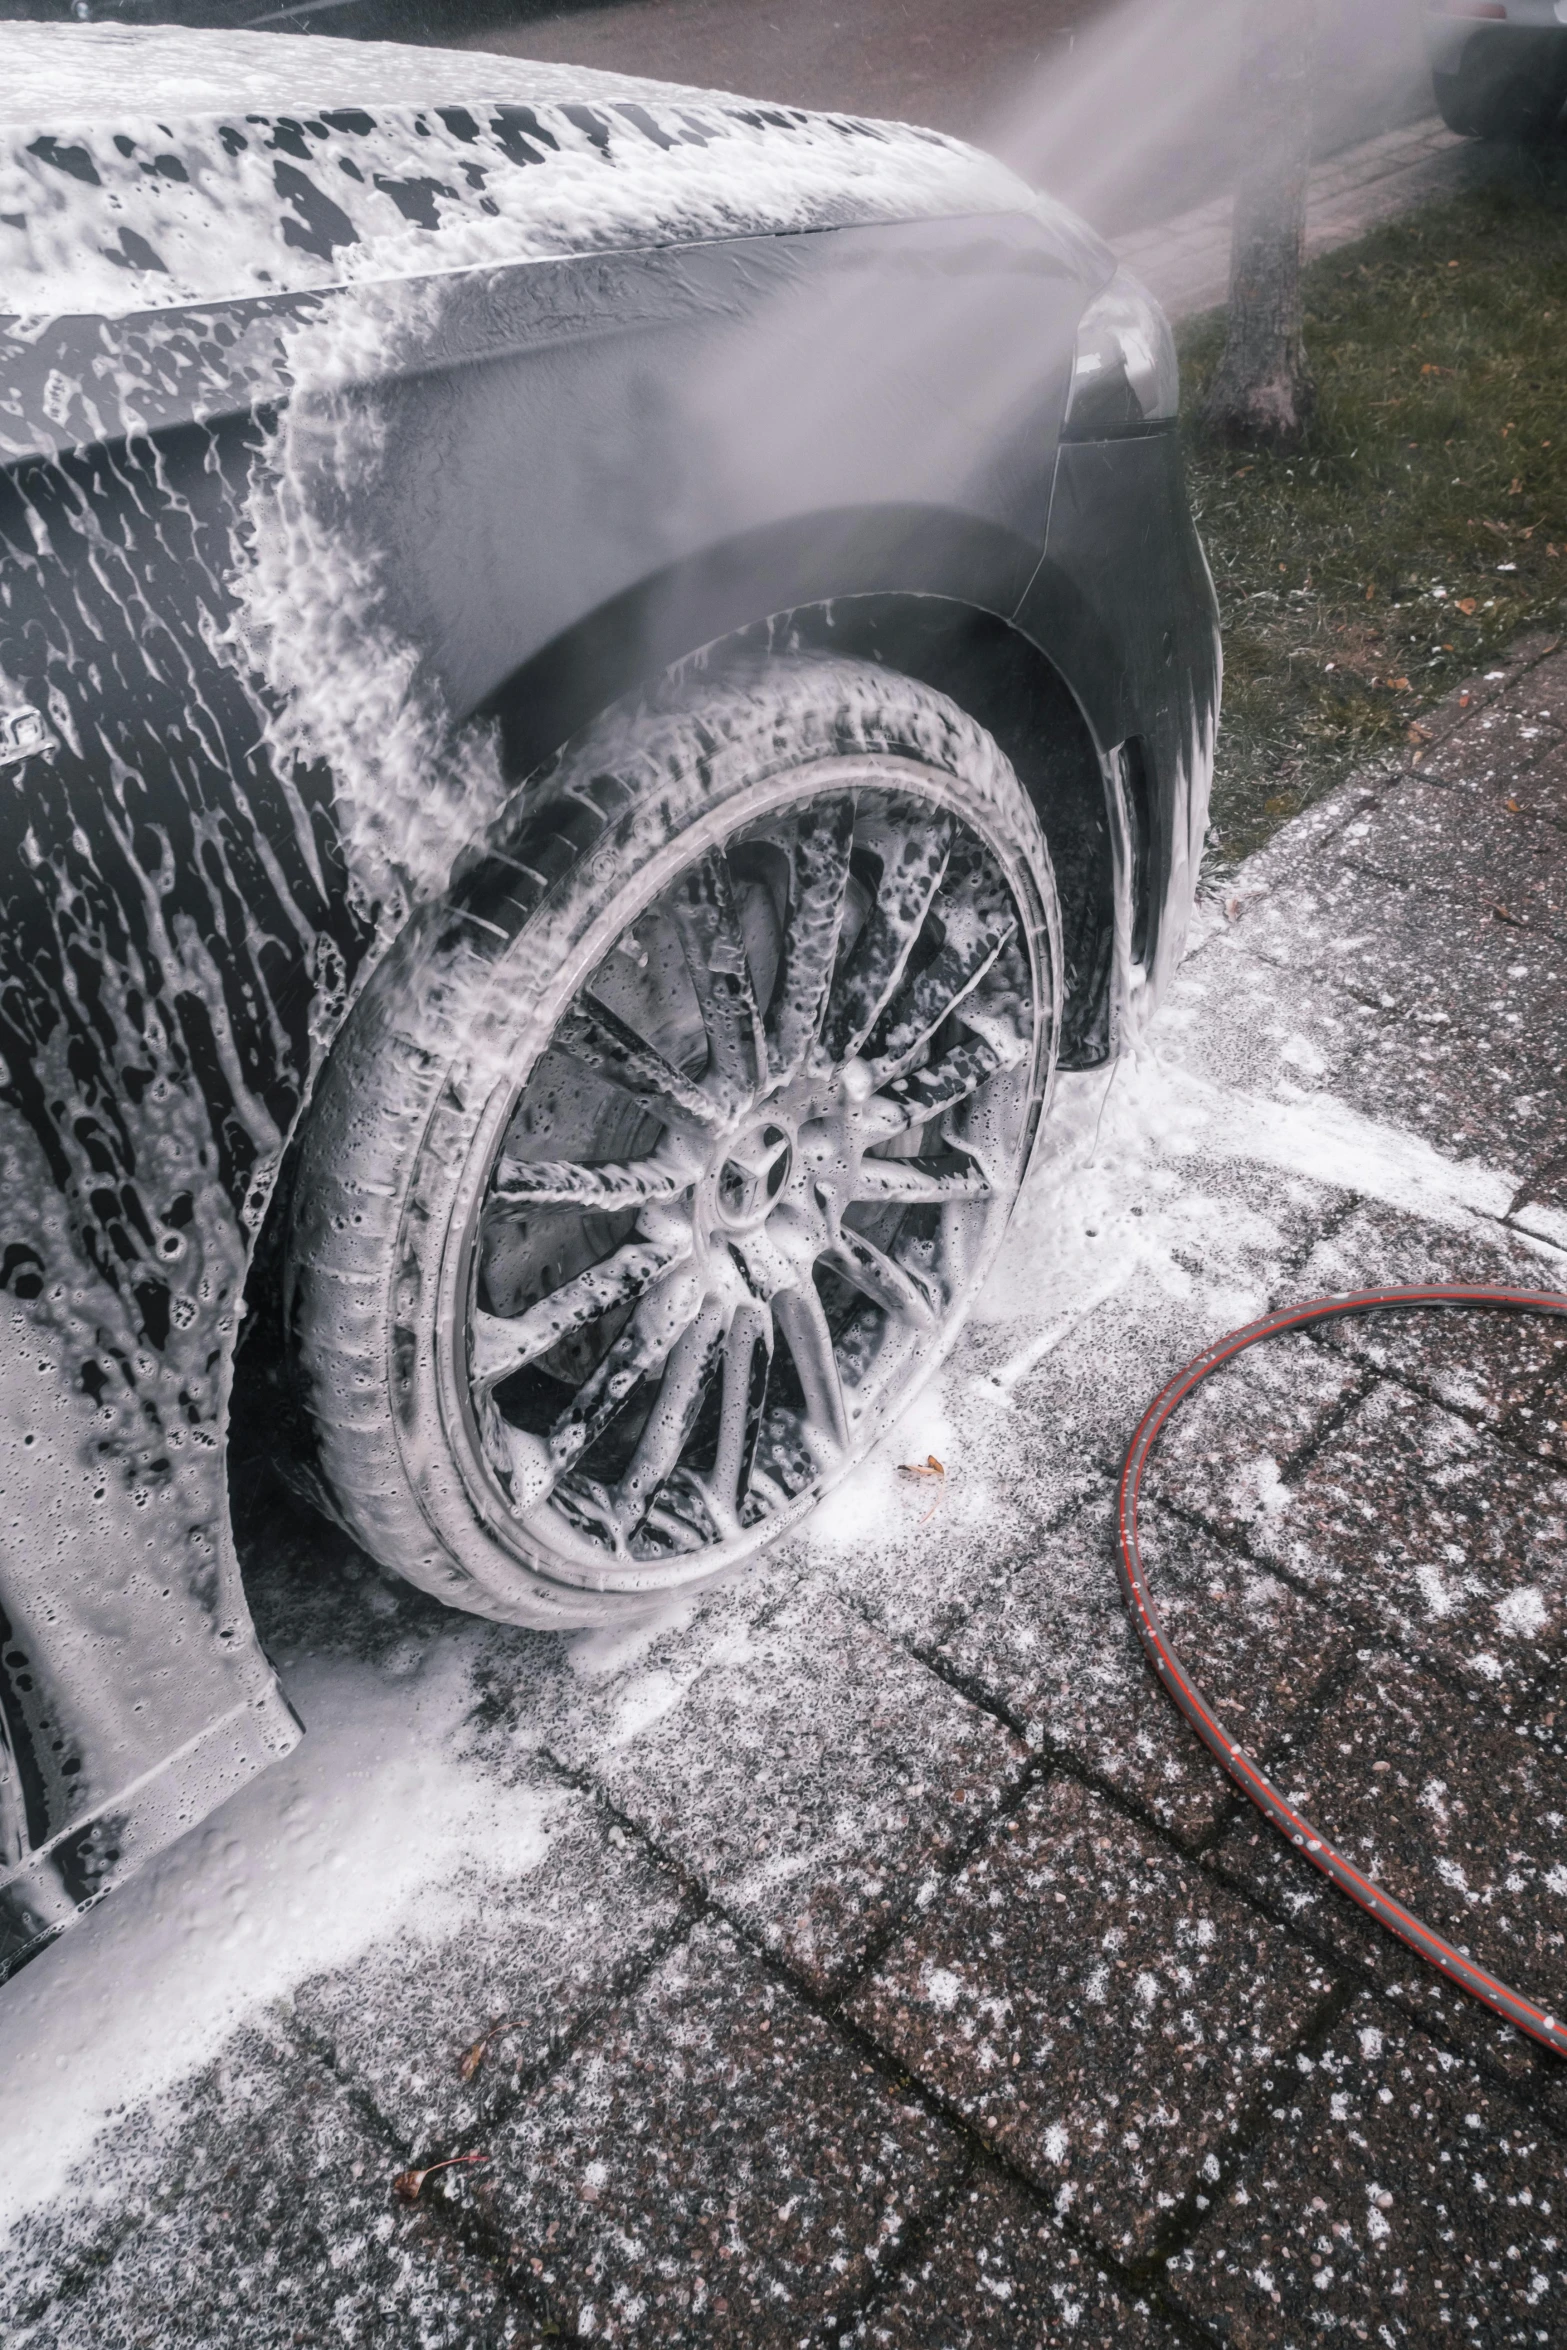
[0,18,1217,1984]
[1427,0,1567,140]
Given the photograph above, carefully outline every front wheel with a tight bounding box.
[285,657,1062,1626]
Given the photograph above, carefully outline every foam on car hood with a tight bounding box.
[0,21,1108,321]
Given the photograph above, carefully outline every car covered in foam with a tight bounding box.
[0,19,1218,1982]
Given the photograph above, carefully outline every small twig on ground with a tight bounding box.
[459,2022,523,2082]
[898,1453,946,1525]
[392,2152,488,2203]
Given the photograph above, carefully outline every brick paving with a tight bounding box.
[1167,1998,1565,2348]
[846,1779,1334,2261]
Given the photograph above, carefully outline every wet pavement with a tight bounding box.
[5,596,1566,2344]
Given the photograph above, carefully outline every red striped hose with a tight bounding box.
[1116,1283,1567,2060]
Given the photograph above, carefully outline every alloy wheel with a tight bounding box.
[440,767,1052,1591]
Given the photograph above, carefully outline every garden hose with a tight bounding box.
[1116,1283,1567,2060]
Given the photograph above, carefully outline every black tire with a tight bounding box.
[284,656,1062,1628]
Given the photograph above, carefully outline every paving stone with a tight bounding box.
[1414,697,1565,792]
[1223,775,1396,905]
[934,1500,1353,1846]
[1510,734,1567,827]
[293,1793,689,2150]
[1505,1146,1567,1279]
[1210,1649,1567,2099]
[1167,1996,1567,2347]
[1345,786,1567,945]
[1517,1371,1567,1471]
[844,2171,1177,2348]
[1229,859,1567,1172]
[1414,638,1567,765]
[1234,851,1567,1174]
[1155,929,1388,1101]
[545,1586,1027,1992]
[1293,1200,1567,1432]
[964,1149,1350,1519]
[462,1542,815,1765]
[1502,1200,1567,1470]
[1253,1378,1567,1711]
[3,2022,519,2350]
[1338,922,1567,1172]
[1409,646,1559,753]
[819,1446,1103,1653]
[474,1918,960,2347]
[1142,1329,1363,1546]
[846,1777,1332,2260]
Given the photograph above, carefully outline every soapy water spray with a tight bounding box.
[1117,1283,1567,2060]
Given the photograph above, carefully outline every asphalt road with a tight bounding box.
[459,0,1438,233]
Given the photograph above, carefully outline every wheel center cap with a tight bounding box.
[713,1121,793,1231]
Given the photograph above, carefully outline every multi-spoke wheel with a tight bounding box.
[286,658,1061,1625]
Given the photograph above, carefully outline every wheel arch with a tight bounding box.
[233,520,1117,1510]
[476,507,1116,1071]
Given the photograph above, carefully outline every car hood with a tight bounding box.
[0,20,1113,322]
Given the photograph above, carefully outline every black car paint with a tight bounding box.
[0,100,1217,1983]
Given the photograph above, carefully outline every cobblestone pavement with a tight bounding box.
[5,591,1565,2345]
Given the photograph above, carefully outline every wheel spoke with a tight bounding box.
[727,1224,800,1305]
[952,949,1036,1068]
[670,852,768,1105]
[821,809,954,1064]
[544,1265,704,1477]
[638,1497,713,1555]
[864,863,1018,1083]
[556,995,724,1136]
[470,1235,689,1389]
[709,1301,772,1528]
[851,1158,992,1205]
[773,1281,850,1460]
[486,1155,689,1217]
[824,1230,939,1328]
[861,1035,1010,1137]
[614,1298,728,1534]
[766,797,856,1081]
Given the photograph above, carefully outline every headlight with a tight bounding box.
[1062,270,1180,439]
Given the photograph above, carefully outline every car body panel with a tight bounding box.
[1020,430,1220,1013]
[0,23,1217,1983]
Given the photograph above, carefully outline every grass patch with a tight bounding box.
[1181,149,1567,866]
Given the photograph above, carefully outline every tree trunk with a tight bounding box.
[1200,0,1318,450]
